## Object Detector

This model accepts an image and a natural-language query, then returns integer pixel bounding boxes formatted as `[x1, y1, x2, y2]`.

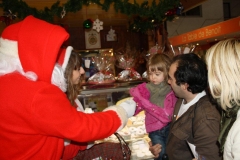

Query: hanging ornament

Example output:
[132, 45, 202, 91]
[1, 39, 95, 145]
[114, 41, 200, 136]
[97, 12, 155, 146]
[165, 7, 177, 17]
[0, 10, 17, 26]
[83, 19, 93, 29]
[61, 7, 66, 18]
[106, 27, 116, 41]
[93, 18, 103, 32]
[5, 10, 17, 20]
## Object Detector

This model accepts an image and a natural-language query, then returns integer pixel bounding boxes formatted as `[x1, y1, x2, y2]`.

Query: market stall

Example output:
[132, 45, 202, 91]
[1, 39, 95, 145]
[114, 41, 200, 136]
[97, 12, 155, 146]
[169, 16, 240, 55]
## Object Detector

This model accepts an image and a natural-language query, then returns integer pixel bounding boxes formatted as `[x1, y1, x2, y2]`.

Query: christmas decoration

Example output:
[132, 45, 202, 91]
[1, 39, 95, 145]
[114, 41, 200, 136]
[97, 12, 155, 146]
[93, 18, 103, 32]
[115, 43, 141, 81]
[83, 19, 93, 29]
[87, 56, 116, 84]
[0, 0, 181, 33]
[106, 27, 116, 41]
[0, 10, 17, 26]
[85, 29, 101, 49]
[61, 7, 66, 18]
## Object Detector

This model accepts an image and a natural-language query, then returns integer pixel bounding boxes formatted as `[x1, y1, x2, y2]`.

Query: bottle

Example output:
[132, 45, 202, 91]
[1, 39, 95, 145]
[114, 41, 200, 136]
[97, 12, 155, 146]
[162, 153, 169, 160]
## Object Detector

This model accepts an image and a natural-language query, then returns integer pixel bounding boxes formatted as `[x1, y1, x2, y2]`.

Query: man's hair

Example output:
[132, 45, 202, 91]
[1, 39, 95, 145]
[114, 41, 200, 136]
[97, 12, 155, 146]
[172, 53, 208, 94]
[206, 39, 240, 110]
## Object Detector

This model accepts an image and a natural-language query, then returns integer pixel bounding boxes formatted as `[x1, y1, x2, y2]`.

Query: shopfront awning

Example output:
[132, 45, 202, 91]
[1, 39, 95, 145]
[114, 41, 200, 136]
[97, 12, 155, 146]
[169, 16, 240, 47]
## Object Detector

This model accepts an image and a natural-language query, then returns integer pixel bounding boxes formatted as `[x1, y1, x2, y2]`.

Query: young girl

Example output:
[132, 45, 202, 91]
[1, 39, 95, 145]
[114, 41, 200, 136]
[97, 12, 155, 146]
[130, 53, 177, 160]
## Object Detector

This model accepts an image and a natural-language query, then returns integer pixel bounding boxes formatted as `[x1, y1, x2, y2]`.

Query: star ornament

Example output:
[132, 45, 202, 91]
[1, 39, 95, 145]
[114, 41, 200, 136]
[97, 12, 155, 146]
[93, 18, 103, 32]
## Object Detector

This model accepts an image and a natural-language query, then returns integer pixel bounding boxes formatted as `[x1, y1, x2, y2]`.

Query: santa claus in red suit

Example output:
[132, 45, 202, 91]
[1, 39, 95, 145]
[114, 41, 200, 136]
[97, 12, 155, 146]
[0, 15, 135, 160]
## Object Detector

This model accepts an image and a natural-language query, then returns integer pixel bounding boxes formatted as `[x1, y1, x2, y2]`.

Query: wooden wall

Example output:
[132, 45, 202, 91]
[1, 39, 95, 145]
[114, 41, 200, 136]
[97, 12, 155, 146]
[68, 25, 149, 51]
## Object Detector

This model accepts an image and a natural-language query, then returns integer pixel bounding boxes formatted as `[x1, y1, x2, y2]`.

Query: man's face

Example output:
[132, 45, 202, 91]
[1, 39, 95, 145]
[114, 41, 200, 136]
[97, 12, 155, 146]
[168, 62, 183, 98]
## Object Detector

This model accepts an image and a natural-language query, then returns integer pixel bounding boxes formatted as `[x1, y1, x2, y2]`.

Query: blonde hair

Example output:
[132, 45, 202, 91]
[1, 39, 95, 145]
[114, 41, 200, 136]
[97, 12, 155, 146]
[147, 53, 171, 81]
[206, 39, 240, 110]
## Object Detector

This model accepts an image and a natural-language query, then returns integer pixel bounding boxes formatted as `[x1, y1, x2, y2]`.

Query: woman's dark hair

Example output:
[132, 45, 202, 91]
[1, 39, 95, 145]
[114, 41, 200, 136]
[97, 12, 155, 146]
[64, 52, 82, 106]
[172, 53, 208, 94]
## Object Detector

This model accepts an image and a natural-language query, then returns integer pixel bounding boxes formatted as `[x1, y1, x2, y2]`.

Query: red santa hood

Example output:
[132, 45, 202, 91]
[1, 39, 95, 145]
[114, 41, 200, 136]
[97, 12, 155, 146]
[0, 15, 69, 83]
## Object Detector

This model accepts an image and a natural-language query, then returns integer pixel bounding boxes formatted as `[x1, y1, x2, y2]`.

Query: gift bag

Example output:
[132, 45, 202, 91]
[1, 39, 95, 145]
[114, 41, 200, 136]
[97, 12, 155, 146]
[115, 47, 141, 82]
[87, 56, 116, 84]
[74, 133, 131, 160]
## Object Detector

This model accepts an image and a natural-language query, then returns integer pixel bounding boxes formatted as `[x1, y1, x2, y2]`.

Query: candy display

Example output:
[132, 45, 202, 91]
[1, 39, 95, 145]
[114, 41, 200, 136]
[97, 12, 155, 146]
[96, 111, 154, 159]
[115, 47, 141, 81]
[130, 139, 154, 160]
[87, 56, 115, 84]
[97, 111, 147, 142]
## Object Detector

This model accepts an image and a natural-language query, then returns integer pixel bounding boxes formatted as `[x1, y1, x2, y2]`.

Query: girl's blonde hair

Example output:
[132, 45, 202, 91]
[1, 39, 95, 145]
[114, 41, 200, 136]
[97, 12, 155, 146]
[64, 52, 82, 106]
[206, 39, 240, 110]
[147, 53, 171, 81]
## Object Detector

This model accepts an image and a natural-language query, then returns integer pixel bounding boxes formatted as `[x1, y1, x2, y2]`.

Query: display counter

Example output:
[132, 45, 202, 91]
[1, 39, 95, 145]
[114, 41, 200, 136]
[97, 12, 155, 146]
[78, 81, 155, 159]
[78, 80, 146, 111]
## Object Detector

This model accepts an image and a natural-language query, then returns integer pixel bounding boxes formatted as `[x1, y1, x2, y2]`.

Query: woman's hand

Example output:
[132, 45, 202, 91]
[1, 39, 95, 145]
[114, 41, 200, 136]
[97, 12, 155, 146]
[149, 141, 162, 158]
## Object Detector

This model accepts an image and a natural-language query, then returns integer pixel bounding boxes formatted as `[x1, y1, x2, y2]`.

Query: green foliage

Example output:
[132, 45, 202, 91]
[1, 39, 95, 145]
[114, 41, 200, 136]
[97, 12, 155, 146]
[0, 0, 180, 33]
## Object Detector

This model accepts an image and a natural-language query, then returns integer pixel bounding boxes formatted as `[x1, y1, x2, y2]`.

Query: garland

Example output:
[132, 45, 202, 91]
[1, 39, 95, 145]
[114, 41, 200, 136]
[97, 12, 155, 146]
[0, 0, 182, 33]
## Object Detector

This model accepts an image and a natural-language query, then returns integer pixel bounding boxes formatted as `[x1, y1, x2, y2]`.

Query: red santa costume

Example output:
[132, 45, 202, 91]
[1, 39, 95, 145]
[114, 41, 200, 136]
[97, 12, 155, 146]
[0, 16, 135, 160]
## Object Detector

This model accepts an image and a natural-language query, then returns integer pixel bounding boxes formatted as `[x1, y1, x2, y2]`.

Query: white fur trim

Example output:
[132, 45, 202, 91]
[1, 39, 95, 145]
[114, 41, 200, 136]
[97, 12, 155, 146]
[51, 64, 67, 92]
[0, 52, 21, 76]
[24, 71, 37, 81]
[0, 52, 38, 80]
[0, 38, 18, 58]
[62, 46, 73, 71]
[0, 38, 39, 81]
[103, 105, 128, 132]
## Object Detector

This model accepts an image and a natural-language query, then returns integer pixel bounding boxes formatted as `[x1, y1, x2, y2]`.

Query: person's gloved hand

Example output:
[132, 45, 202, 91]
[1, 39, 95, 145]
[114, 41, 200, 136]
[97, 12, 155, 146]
[117, 97, 136, 118]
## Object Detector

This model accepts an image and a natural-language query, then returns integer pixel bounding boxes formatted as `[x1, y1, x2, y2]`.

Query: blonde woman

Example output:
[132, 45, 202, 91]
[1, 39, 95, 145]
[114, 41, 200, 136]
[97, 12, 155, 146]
[206, 38, 240, 160]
